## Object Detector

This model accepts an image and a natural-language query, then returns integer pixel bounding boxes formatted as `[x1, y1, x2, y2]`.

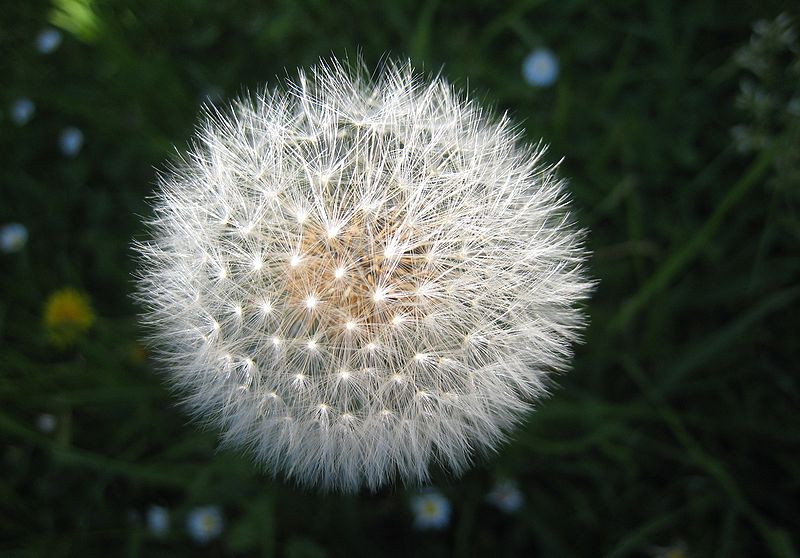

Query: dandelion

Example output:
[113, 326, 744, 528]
[146, 505, 170, 537]
[10, 98, 35, 126]
[186, 506, 223, 543]
[522, 48, 560, 87]
[0, 223, 28, 253]
[35, 28, 63, 54]
[43, 288, 95, 346]
[134, 56, 592, 492]
[58, 127, 84, 157]
[411, 490, 451, 530]
[35, 413, 57, 433]
[486, 479, 524, 513]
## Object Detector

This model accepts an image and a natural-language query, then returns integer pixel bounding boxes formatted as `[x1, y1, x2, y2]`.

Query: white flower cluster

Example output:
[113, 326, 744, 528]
[134, 58, 592, 491]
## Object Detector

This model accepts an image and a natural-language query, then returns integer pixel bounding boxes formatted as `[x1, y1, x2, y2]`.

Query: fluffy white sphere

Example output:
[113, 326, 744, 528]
[134, 58, 592, 491]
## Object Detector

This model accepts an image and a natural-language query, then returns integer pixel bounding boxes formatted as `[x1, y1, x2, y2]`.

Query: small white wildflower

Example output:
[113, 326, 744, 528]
[0, 223, 28, 254]
[186, 506, 223, 543]
[59, 127, 84, 157]
[134, 56, 592, 492]
[411, 491, 451, 530]
[35, 28, 63, 54]
[10, 98, 35, 126]
[522, 48, 560, 87]
[35, 413, 57, 433]
[486, 479, 524, 513]
[146, 505, 170, 537]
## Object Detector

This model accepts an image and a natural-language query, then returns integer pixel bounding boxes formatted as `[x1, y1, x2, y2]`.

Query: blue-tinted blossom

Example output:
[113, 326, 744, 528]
[10, 98, 35, 126]
[36, 28, 63, 54]
[59, 127, 84, 157]
[0, 223, 28, 253]
[146, 505, 170, 537]
[486, 479, 524, 513]
[186, 506, 223, 543]
[522, 48, 559, 87]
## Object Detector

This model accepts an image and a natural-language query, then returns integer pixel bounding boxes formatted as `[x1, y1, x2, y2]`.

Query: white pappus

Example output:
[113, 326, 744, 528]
[133, 57, 593, 492]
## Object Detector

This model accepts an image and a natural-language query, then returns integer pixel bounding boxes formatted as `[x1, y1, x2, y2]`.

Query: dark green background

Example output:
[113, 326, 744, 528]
[2, 0, 798, 556]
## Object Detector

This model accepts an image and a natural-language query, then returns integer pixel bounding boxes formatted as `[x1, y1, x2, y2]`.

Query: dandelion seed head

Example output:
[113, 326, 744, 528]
[133, 56, 592, 492]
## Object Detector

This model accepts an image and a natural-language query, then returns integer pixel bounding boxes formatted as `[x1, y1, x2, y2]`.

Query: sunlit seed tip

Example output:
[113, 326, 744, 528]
[414, 353, 428, 362]
[391, 315, 404, 326]
[271, 336, 281, 346]
[338, 369, 351, 379]
[307, 339, 318, 350]
[344, 320, 356, 331]
[373, 289, 387, 302]
[289, 254, 301, 267]
[366, 342, 377, 351]
[260, 300, 272, 314]
[252, 257, 263, 271]
[334, 267, 346, 279]
[305, 295, 318, 309]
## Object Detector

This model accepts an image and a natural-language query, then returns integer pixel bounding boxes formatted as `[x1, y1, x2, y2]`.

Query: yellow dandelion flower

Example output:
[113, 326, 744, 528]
[126, 342, 148, 365]
[43, 288, 95, 346]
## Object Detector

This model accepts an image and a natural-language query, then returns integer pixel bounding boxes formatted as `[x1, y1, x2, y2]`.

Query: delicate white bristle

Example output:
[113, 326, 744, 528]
[133, 56, 592, 492]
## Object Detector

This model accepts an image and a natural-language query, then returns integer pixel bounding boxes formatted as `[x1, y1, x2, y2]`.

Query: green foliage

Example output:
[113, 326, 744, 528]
[1, 0, 798, 556]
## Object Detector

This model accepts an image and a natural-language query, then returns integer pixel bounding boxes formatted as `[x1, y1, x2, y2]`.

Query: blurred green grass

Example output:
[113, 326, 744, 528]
[1, 0, 799, 556]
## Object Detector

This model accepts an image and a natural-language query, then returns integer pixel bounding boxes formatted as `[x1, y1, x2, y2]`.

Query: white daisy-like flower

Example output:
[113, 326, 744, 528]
[35, 413, 57, 433]
[486, 479, 524, 513]
[0, 223, 29, 254]
[59, 127, 84, 157]
[146, 505, 170, 537]
[35, 28, 63, 54]
[186, 505, 223, 543]
[134, 57, 592, 492]
[411, 490, 451, 530]
[522, 48, 560, 87]
[10, 98, 35, 126]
